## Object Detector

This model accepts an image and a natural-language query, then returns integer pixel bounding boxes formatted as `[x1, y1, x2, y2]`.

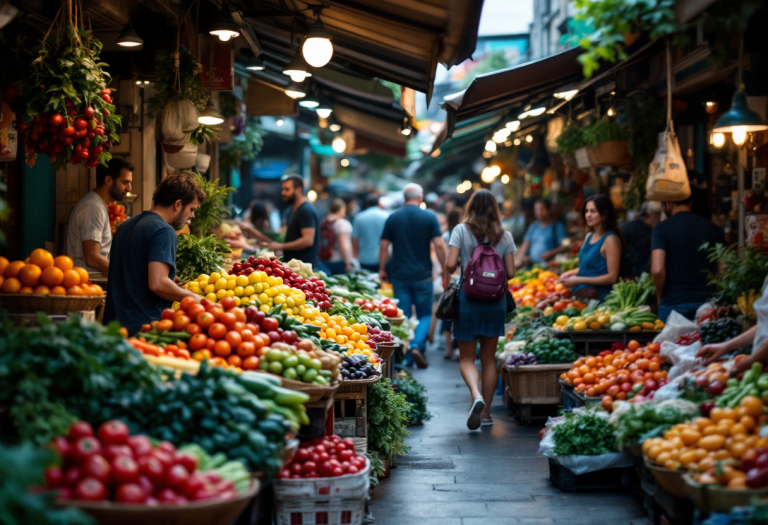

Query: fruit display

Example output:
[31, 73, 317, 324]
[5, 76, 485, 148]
[258, 345, 336, 386]
[351, 297, 401, 319]
[276, 435, 367, 479]
[44, 420, 246, 504]
[128, 337, 192, 361]
[551, 306, 664, 332]
[107, 202, 128, 234]
[715, 363, 768, 408]
[559, 341, 668, 410]
[340, 356, 378, 381]
[308, 312, 377, 359]
[328, 301, 388, 329]
[523, 338, 578, 364]
[508, 269, 567, 308]
[700, 317, 743, 345]
[611, 398, 700, 448]
[0, 250, 103, 296]
[508, 311, 560, 341]
[366, 325, 396, 346]
[324, 272, 380, 298]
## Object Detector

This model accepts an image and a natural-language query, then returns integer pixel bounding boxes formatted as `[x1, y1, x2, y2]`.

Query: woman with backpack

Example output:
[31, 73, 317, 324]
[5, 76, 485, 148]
[319, 199, 353, 275]
[445, 190, 516, 430]
[559, 195, 623, 300]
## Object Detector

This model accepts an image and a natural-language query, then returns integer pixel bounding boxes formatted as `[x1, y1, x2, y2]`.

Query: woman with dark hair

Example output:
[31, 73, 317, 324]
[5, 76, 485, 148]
[249, 202, 272, 233]
[440, 209, 463, 360]
[560, 195, 623, 300]
[445, 190, 516, 430]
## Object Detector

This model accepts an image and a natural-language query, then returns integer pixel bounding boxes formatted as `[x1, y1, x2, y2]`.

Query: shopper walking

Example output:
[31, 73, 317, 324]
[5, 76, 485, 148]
[352, 195, 389, 273]
[380, 184, 447, 368]
[560, 195, 623, 301]
[620, 201, 662, 279]
[651, 195, 724, 322]
[441, 209, 462, 360]
[319, 198, 354, 275]
[104, 172, 203, 335]
[514, 199, 567, 267]
[445, 190, 516, 429]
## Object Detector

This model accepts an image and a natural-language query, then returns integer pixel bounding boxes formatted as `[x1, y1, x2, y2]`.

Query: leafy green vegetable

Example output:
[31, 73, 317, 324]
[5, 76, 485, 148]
[552, 409, 617, 456]
[392, 373, 432, 425]
[189, 172, 236, 237]
[390, 324, 409, 342]
[0, 443, 93, 525]
[611, 399, 698, 448]
[602, 273, 655, 312]
[175, 234, 231, 282]
[524, 338, 578, 364]
[512, 313, 560, 342]
[328, 301, 386, 328]
[367, 378, 411, 460]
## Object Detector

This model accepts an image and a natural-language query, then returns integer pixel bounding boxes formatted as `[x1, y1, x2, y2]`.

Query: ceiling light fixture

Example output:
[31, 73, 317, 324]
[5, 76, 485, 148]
[316, 103, 333, 119]
[485, 140, 497, 153]
[329, 123, 341, 132]
[117, 22, 143, 48]
[711, 132, 725, 149]
[302, 8, 333, 68]
[340, 158, 349, 167]
[518, 107, 546, 119]
[299, 92, 320, 108]
[332, 136, 346, 153]
[525, 135, 533, 143]
[209, 1, 240, 42]
[276, 119, 284, 126]
[283, 48, 313, 83]
[506, 120, 520, 132]
[246, 55, 265, 71]
[501, 174, 510, 184]
[285, 81, 307, 99]
[554, 89, 579, 101]
[513, 138, 521, 146]
[198, 98, 224, 125]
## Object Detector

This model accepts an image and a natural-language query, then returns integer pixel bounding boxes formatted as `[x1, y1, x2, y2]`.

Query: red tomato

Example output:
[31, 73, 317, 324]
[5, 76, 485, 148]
[127, 435, 153, 458]
[103, 444, 133, 462]
[220, 297, 236, 311]
[208, 323, 227, 340]
[164, 465, 190, 491]
[74, 478, 107, 501]
[140, 324, 152, 332]
[161, 308, 176, 320]
[225, 331, 242, 348]
[63, 466, 82, 487]
[50, 436, 71, 461]
[157, 441, 176, 455]
[219, 312, 237, 330]
[157, 488, 179, 504]
[232, 308, 246, 323]
[155, 319, 173, 332]
[111, 456, 139, 485]
[197, 312, 215, 329]
[227, 354, 242, 368]
[241, 329, 254, 342]
[213, 340, 232, 357]
[186, 323, 202, 335]
[187, 304, 206, 320]
[189, 334, 208, 351]
[245, 322, 260, 334]
[68, 421, 94, 441]
[115, 483, 146, 503]
[241, 356, 259, 370]
[150, 450, 174, 470]
[206, 338, 217, 351]
[232, 321, 246, 333]
[262, 317, 279, 332]
[180, 296, 197, 312]
[82, 455, 111, 484]
[182, 473, 207, 499]
[45, 466, 64, 488]
[237, 341, 256, 358]
[176, 453, 198, 474]
[97, 420, 129, 445]
[72, 437, 103, 463]
[174, 315, 191, 331]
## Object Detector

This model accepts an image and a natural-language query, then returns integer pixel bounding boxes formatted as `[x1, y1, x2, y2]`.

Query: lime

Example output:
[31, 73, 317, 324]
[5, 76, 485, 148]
[283, 367, 298, 380]
[302, 368, 318, 382]
[309, 358, 322, 370]
[284, 355, 299, 368]
[267, 349, 284, 362]
[268, 361, 284, 374]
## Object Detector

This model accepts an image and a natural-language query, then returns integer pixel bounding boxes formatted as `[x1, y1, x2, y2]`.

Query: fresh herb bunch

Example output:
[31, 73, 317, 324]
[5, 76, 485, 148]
[189, 172, 236, 237]
[219, 118, 264, 171]
[512, 313, 560, 341]
[0, 443, 93, 525]
[146, 47, 207, 118]
[556, 120, 586, 156]
[703, 243, 768, 309]
[367, 378, 411, 460]
[602, 273, 655, 312]
[582, 117, 629, 146]
[392, 373, 432, 425]
[175, 234, 231, 282]
[552, 409, 617, 456]
[524, 339, 578, 364]
[611, 399, 699, 448]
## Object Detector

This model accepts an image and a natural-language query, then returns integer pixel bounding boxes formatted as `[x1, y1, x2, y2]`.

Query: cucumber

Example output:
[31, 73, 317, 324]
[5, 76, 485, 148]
[272, 386, 310, 406]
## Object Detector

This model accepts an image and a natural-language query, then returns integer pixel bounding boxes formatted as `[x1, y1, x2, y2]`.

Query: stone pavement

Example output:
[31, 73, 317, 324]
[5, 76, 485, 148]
[369, 348, 650, 525]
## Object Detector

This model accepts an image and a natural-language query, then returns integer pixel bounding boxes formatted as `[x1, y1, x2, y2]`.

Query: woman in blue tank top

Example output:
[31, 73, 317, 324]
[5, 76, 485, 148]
[560, 195, 623, 300]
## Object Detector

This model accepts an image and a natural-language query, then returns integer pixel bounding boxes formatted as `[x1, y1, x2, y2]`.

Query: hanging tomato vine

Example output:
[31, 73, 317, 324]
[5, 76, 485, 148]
[17, 0, 121, 169]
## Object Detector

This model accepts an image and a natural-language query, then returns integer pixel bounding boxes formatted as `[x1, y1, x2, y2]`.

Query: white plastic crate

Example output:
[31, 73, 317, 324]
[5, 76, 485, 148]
[274, 459, 370, 499]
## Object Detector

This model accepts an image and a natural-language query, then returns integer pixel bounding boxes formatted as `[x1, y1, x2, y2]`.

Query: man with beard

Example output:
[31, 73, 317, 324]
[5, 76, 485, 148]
[66, 157, 134, 273]
[266, 174, 322, 270]
[104, 172, 204, 335]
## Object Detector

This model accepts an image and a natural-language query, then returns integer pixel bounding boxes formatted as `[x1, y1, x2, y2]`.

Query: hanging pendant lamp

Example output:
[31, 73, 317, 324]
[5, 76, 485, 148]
[302, 13, 333, 68]
[210, 1, 240, 42]
[117, 22, 143, 48]
[198, 98, 224, 125]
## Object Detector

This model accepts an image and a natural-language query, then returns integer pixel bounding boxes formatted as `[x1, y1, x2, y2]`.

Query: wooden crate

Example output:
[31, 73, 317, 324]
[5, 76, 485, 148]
[504, 363, 571, 405]
[334, 390, 367, 438]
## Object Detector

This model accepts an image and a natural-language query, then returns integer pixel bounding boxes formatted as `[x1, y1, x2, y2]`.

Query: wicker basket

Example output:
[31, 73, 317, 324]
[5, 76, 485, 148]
[61, 479, 260, 525]
[337, 374, 380, 394]
[683, 473, 768, 513]
[279, 375, 340, 402]
[0, 294, 105, 315]
[505, 363, 571, 404]
[644, 458, 688, 498]
[586, 141, 631, 167]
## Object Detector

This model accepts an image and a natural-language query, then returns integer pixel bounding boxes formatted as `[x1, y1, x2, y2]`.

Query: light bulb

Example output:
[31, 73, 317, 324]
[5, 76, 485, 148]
[506, 120, 520, 131]
[513, 138, 521, 146]
[732, 126, 748, 146]
[554, 89, 579, 101]
[607, 107, 616, 117]
[340, 158, 349, 167]
[276, 119, 284, 126]
[711, 132, 725, 149]
[303, 38, 333, 68]
[481, 167, 495, 183]
[501, 174, 510, 184]
[316, 106, 332, 119]
[485, 140, 496, 152]
[456, 183, 466, 194]
[329, 124, 341, 132]
[332, 136, 346, 153]
[525, 135, 533, 143]
[307, 190, 317, 202]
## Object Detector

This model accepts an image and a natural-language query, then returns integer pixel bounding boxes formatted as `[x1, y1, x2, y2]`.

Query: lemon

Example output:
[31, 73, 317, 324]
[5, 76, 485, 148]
[209, 272, 221, 284]
[189, 286, 201, 294]
[232, 286, 242, 297]
[266, 288, 276, 298]
[236, 275, 249, 287]
[248, 272, 261, 284]
[253, 283, 263, 293]
[556, 315, 569, 326]
[216, 289, 228, 300]
[243, 285, 255, 296]
[206, 292, 217, 302]
[259, 293, 269, 304]
[197, 281, 208, 290]
[274, 295, 286, 305]
[197, 274, 209, 282]
[226, 290, 234, 297]
[286, 297, 296, 308]
[233, 297, 241, 306]
[249, 294, 258, 304]
[259, 304, 270, 313]
[226, 278, 237, 290]
[214, 279, 227, 291]
[204, 284, 215, 294]
[574, 321, 588, 331]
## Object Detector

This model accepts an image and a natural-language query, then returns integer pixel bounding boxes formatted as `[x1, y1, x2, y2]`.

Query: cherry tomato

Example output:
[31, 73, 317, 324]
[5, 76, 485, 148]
[220, 297, 236, 311]
[45, 466, 64, 488]
[161, 308, 175, 320]
[63, 466, 82, 487]
[82, 455, 111, 484]
[73, 437, 103, 463]
[208, 323, 227, 340]
[197, 312, 215, 329]
[174, 315, 191, 331]
[115, 483, 146, 503]
[68, 421, 94, 441]
[111, 456, 139, 485]
[103, 444, 133, 462]
[127, 435, 153, 458]
[74, 478, 107, 501]
[164, 464, 189, 491]
[97, 420, 129, 445]
[189, 333, 208, 351]
[156, 319, 174, 332]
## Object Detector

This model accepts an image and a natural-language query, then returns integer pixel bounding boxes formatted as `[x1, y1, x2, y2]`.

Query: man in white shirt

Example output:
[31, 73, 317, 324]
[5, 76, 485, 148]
[66, 158, 133, 273]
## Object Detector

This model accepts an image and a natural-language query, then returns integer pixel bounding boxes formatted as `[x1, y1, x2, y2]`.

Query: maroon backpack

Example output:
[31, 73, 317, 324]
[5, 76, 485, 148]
[318, 219, 337, 261]
[463, 228, 507, 302]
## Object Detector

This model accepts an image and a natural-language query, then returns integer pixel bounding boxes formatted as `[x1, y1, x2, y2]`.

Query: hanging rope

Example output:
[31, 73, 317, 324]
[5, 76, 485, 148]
[666, 38, 673, 134]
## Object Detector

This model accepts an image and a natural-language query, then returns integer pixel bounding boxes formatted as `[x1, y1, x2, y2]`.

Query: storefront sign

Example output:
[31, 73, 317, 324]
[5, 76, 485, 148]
[200, 39, 234, 91]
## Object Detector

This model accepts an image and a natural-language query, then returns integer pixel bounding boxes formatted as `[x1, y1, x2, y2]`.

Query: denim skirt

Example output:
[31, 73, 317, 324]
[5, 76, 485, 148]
[452, 287, 506, 342]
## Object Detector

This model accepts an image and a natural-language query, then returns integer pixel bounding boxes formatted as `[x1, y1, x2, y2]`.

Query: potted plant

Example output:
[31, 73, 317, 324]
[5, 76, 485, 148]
[582, 117, 630, 167]
[219, 118, 264, 172]
[367, 378, 411, 477]
[703, 243, 768, 319]
[555, 120, 590, 169]
[189, 172, 235, 238]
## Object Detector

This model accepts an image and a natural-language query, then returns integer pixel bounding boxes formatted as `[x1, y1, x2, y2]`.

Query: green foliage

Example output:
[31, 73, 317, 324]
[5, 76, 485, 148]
[703, 243, 768, 306]
[175, 234, 231, 282]
[219, 118, 264, 172]
[0, 443, 94, 525]
[366, 451, 386, 489]
[189, 172, 236, 237]
[555, 120, 586, 156]
[552, 409, 617, 456]
[582, 117, 628, 146]
[367, 378, 411, 459]
[146, 47, 207, 118]
[190, 124, 218, 146]
[624, 95, 665, 210]
[392, 373, 432, 425]
[567, 0, 685, 78]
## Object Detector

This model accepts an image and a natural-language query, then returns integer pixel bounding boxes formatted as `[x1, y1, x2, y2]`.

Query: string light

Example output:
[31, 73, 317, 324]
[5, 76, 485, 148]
[501, 174, 510, 184]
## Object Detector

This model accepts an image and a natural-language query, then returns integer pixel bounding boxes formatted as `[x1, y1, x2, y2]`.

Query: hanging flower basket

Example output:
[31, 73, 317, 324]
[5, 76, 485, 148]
[586, 141, 631, 167]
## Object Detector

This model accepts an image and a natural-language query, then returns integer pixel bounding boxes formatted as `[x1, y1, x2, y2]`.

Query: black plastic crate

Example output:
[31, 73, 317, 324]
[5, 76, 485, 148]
[560, 386, 601, 412]
[548, 458, 632, 492]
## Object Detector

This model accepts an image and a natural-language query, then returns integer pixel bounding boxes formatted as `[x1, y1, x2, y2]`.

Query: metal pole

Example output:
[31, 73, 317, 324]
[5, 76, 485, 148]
[738, 146, 746, 250]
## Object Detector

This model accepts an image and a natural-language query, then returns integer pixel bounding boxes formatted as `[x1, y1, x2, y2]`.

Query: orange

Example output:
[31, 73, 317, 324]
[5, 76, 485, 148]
[4, 260, 25, 279]
[19, 286, 34, 294]
[0, 256, 8, 275]
[29, 249, 54, 270]
[41, 266, 64, 287]
[34, 285, 51, 294]
[740, 396, 763, 417]
[74, 267, 90, 286]
[61, 269, 80, 288]
[54, 255, 74, 272]
[50, 286, 66, 295]
[85, 284, 104, 296]
[2, 277, 22, 293]
[19, 264, 42, 287]
[67, 285, 83, 296]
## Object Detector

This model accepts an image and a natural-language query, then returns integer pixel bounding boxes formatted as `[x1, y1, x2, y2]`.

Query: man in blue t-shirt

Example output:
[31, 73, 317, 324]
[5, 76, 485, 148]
[104, 173, 204, 335]
[352, 195, 389, 273]
[380, 184, 447, 368]
[515, 199, 568, 266]
[651, 196, 725, 322]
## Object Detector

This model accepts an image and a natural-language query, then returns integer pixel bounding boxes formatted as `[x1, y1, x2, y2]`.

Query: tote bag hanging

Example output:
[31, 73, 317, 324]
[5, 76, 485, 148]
[645, 42, 691, 202]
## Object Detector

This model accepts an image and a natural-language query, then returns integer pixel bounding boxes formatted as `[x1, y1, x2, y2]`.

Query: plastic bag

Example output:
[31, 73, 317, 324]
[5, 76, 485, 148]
[645, 128, 691, 202]
[654, 310, 698, 343]
[661, 340, 701, 380]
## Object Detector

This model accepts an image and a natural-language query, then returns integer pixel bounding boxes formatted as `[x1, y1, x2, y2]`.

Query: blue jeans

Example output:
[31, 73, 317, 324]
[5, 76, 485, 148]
[391, 278, 433, 364]
[658, 302, 702, 323]
[325, 260, 346, 275]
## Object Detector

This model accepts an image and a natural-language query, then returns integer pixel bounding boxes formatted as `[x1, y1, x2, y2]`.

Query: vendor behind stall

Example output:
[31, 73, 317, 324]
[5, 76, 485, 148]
[103, 173, 203, 335]
[514, 199, 567, 267]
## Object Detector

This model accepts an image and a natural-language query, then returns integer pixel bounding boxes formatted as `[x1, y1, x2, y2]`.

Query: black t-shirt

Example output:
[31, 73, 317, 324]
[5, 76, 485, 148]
[284, 201, 320, 266]
[381, 205, 442, 281]
[620, 218, 653, 279]
[104, 212, 177, 335]
[651, 211, 725, 305]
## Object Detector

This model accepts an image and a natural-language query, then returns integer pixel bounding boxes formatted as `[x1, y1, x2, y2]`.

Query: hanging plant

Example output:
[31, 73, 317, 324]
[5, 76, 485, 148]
[555, 120, 586, 156]
[189, 172, 235, 237]
[146, 47, 207, 118]
[219, 117, 264, 171]
[16, 1, 121, 169]
[624, 94, 665, 210]
[582, 117, 629, 146]
[189, 124, 217, 146]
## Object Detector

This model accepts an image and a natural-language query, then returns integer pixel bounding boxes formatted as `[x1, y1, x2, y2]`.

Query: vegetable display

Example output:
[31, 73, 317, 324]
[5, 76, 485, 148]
[504, 353, 539, 367]
[552, 410, 617, 456]
[341, 356, 378, 381]
[175, 234, 231, 283]
[392, 373, 432, 426]
[510, 313, 560, 341]
[367, 378, 411, 460]
[715, 363, 765, 408]
[610, 399, 699, 448]
[700, 318, 743, 345]
[523, 338, 578, 364]
[277, 435, 367, 479]
[328, 301, 387, 329]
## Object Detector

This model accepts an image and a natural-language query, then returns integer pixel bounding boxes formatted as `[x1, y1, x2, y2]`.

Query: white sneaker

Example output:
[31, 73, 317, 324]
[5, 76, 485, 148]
[481, 417, 494, 426]
[467, 397, 485, 430]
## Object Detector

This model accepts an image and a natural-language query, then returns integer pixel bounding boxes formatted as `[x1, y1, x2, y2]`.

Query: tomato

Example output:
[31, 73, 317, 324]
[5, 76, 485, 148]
[241, 355, 259, 370]
[177, 349, 191, 359]
[98, 420, 129, 445]
[50, 436, 71, 461]
[213, 340, 232, 357]
[138, 453, 165, 483]
[157, 488, 179, 504]
[103, 444, 133, 462]
[237, 341, 256, 358]
[186, 305, 204, 321]
[220, 297, 236, 311]
[197, 312, 215, 329]
[161, 308, 175, 320]
[82, 455, 111, 484]
[182, 473, 207, 499]
[208, 322, 227, 340]
[200, 298, 214, 309]
[164, 464, 190, 491]
[150, 450, 173, 470]
[232, 307, 246, 323]
[156, 319, 174, 332]
[219, 312, 237, 330]
[174, 315, 191, 331]
[246, 322, 260, 334]
[74, 478, 107, 501]
[189, 333, 208, 351]
[45, 466, 64, 488]
[111, 456, 139, 485]
[240, 329, 254, 342]
[185, 323, 202, 336]
[206, 338, 217, 351]
[262, 317, 279, 332]
[127, 435, 153, 458]
[227, 354, 242, 368]
[49, 113, 64, 127]
[383, 304, 398, 317]
[176, 453, 198, 474]
[232, 321, 246, 333]
[115, 483, 146, 503]
[141, 323, 152, 332]
[180, 296, 197, 312]
[136, 475, 155, 499]
[68, 421, 94, 441]
[73, 437, 103, 463]
[225, 331, 242, 348]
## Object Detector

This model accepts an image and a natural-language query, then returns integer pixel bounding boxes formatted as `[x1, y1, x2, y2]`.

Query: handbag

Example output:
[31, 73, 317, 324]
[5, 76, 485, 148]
[505, 289, 517, 314]
[436, 282, 460, 321]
